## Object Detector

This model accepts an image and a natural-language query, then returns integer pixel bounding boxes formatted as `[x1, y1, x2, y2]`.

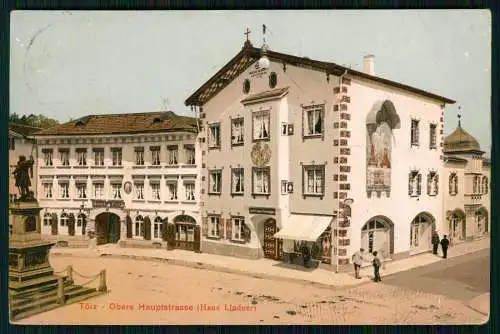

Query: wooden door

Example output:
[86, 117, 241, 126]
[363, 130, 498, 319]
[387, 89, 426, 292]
[263, 219, 282, 260]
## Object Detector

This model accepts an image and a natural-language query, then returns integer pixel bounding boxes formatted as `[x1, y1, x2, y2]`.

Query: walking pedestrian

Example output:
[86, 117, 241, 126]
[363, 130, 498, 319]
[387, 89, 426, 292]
[432, 231, 440, 255]
[440, 235, 450, 259]
[351, 248, 365, 279]
[372, 251, 382, 282]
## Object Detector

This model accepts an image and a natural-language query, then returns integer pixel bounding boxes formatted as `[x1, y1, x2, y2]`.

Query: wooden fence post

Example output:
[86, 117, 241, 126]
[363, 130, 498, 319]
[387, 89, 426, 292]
[98, 269, 107, 292]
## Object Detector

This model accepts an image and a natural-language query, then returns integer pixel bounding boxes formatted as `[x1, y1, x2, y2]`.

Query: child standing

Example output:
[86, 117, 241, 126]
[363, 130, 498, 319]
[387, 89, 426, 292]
[372, 251, 382, 282]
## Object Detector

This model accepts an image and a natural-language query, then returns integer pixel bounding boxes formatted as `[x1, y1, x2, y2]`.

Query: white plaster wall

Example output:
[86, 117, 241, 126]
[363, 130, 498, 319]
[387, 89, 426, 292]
[347, 77, 445, 256]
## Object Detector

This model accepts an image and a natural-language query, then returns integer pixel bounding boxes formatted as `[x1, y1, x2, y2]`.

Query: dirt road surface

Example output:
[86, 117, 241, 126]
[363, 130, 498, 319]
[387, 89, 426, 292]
[15, 256, 488, 325]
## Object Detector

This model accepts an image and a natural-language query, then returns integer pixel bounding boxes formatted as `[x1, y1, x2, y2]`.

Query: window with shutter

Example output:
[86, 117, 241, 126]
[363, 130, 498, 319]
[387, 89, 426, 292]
[427, 173, 432, 195]
[417, 174, 422, 195]
[201, 217, 208, 237]
[408, 172, 413, 196]
[126, 215, 133, 238]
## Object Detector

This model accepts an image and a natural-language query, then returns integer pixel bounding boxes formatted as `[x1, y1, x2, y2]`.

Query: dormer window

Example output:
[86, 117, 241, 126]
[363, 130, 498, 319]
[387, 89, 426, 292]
[75, 116, 90, 126]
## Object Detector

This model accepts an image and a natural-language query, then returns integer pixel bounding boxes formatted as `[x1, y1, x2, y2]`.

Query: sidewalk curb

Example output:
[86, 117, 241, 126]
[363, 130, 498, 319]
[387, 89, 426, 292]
[51, 252, 369, 290]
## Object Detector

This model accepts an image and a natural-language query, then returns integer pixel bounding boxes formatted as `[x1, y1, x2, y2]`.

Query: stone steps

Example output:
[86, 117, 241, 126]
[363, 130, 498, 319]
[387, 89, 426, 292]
[10, 285, 102, 321]
[9, 273, 61, 293]
[11, 281, 75, 308]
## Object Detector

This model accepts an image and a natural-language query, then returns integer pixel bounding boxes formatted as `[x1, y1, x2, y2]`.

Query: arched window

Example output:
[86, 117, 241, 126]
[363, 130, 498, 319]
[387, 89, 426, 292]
[153, 216, 163, 239]
[482, 176, 489, 194]
[134, 215, 144, 237]
[60, 213, 69, 227]
[427, 172, 439, 196]
[43, 213, 52, 226]
[77, 214, 86, 227]
[449, 173, 458, 196]
[473, 176, 481, 194]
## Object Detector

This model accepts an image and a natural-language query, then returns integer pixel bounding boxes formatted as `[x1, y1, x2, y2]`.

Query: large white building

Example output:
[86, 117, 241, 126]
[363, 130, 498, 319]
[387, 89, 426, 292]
[442, 116, 490, 244]
[34, 111, 202, 251]
[184, 39, 456, 269]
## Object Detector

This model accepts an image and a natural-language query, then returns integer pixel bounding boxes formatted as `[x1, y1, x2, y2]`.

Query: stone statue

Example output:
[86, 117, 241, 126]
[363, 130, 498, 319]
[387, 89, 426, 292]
[12, 155, 35, 201]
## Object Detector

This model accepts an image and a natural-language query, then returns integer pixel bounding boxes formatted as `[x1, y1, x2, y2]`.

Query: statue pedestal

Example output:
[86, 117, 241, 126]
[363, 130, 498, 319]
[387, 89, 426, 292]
[9, 201, 56, 294]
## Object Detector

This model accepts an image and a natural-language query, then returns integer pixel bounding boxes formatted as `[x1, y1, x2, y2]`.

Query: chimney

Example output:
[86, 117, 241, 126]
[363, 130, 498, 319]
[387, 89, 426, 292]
[363, 55, 375, 75]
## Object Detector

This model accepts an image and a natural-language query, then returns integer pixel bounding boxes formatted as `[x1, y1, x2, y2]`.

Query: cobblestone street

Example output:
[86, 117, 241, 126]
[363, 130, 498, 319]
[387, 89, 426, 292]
[15, 253, 488, 325]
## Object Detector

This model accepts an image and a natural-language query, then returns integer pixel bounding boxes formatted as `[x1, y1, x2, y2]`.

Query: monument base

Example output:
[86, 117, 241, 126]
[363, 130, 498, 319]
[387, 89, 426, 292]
[9, 200, 106, 321]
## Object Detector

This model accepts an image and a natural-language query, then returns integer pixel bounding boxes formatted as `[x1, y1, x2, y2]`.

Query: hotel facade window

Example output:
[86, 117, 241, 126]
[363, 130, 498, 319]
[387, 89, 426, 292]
[77, 214, 85, 227]
[231, 118, 244, 145]
[93, 183, 104, 199]
[482, 176, 489, 194]
[151, 183, 161, 200]
[473, 175, 481, 194]
[43, 149, 53, 166]
[231, 168, 244, 194]
[153, 217, 163, 239]
[303, 165, 325, 196]
[43, 213, 52, 226]
[167, 182, 178, 200]
[59, 182, 69, 198]
[134, 215, 144, 238]
[43, 183, 53, 198]
[76, 149, 87, 166]
[208, 123, 221, 148]
[184, 145, 196, 164]
[253, 111, 270, 140]
[93, 148, 104, 166]
[60, 213, 69, 227]
[167, 146, 178, 165]
[185, 183, 195, 201]
[135, 183, 144, 199]
[252, 167, 270, 195]
[209, 169, 222, 194]
[208, 215, 220, 238]
[411, 119, 420, 146]
[426, 172, 439, 196]
[111, 148, 122, 166]
[232, 217, 245, 241]
[76, 183, 87, 199]
[449, 173, 458, 196]
[135, 147, 145, 165]
[429, 124, 437, 149]
[303, 105, 324, 137]
[111, 183, 122, 199]
[59, 149, 70, 166]
[408, 172, 422, 196]
[151, 146, 161, 166]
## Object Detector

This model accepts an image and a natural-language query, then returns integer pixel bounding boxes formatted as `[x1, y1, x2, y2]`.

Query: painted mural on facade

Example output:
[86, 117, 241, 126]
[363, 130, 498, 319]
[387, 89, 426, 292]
[366, 100, 400, 198]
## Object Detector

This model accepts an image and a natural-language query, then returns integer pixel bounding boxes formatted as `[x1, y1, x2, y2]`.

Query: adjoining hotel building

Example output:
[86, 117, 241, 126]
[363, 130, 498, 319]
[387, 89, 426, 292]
[442, 116, 490, 244]
[184, 38, 459, 269]
[34, 111, 202, 251]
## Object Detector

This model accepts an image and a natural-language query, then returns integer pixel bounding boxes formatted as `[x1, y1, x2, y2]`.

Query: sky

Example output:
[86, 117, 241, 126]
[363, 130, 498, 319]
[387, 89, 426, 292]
[10, 10, 491, 154]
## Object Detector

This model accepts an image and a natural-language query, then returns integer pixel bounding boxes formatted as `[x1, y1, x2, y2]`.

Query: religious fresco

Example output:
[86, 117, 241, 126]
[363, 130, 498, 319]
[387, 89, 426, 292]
[366, 100, 400, 198]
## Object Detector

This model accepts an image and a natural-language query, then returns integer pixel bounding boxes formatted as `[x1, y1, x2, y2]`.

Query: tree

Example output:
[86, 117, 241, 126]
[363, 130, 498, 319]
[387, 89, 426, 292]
[9, 113, 60, 129]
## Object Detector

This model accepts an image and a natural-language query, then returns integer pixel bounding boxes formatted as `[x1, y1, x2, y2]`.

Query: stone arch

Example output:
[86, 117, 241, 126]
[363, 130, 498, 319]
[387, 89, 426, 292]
[476, 206, 489, 234]
[366, 100, 401, 198]
[361, 215, 394, 257]
[410, 212, 435, 252]
[95, 212, 121, 245]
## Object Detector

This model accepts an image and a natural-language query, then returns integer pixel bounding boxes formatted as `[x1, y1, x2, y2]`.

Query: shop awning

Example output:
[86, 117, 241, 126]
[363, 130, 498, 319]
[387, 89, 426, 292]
[274, 215, 333, 242]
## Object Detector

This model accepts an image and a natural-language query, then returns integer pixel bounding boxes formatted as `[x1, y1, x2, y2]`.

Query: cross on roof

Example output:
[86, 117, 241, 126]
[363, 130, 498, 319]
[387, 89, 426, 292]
[458, 106, 462, 127]
[244, 28, 251, 41]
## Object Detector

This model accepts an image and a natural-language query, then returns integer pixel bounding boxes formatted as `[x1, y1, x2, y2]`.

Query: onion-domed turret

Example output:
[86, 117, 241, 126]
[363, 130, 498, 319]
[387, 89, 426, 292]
[444, 113, 481, 153]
